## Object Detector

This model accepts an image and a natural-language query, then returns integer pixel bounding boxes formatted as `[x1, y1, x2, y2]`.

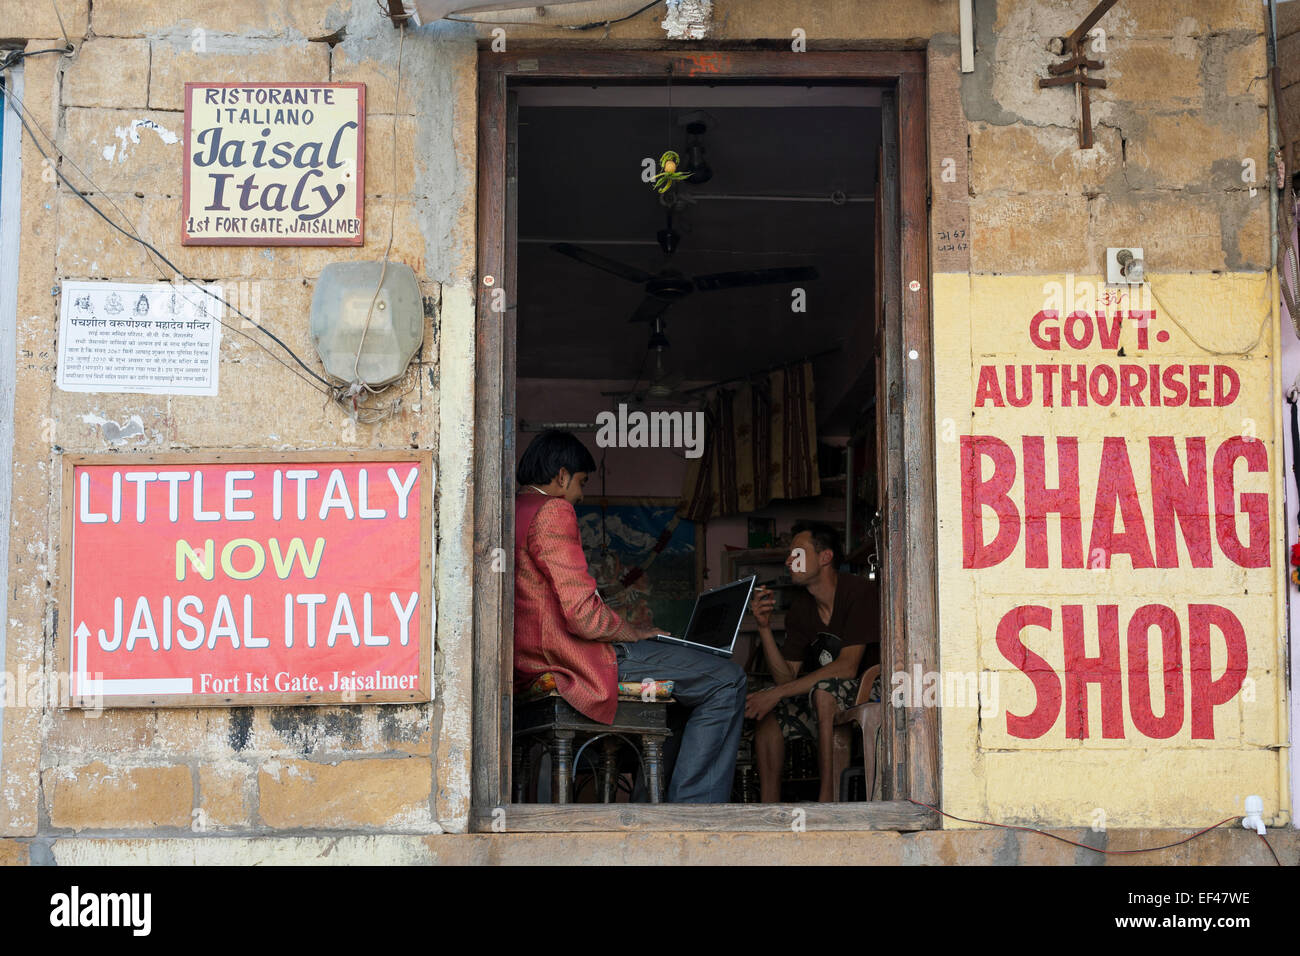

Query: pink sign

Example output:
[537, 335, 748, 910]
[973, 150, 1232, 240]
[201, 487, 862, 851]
[62, 454, 433, 707]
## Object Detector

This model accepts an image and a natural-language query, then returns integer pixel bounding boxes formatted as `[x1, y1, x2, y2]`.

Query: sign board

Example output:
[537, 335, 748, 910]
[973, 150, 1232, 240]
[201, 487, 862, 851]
[61, 453, 433, 707]
[933, 272, 1285, 824]
[57, 281, 223, 395]
[182, 82, 365, 246]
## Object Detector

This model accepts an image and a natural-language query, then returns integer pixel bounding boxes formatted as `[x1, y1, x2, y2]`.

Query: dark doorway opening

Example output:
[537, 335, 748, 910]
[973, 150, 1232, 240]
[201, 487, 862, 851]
[475, 50, 937, 832]
[516, 83, 881, 805]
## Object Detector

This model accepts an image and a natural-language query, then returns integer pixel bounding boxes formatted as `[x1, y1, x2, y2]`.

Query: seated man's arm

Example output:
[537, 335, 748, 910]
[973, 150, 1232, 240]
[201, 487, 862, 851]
[768, 643, 864, 702]
[774, 582, 877, 699]
[747, 582, 876, 720]
[528, 499, 639, 643]
[746, 644, 862, 720]
[751, 588, 799, 685]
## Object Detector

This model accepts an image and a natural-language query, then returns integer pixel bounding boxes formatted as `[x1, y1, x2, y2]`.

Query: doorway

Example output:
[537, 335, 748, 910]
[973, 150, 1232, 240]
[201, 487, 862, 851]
[474, 50, 937, 831]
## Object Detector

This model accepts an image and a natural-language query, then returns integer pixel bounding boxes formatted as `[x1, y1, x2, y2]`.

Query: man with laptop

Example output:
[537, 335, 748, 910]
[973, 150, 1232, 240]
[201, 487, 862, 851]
[613, 575, 755, 803]
[746, 521, 879, 802]
[514, 430, 751, 804]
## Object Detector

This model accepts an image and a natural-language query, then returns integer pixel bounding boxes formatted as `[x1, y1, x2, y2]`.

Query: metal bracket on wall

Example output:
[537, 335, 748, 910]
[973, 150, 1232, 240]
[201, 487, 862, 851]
[1037, 0, 1119, 149]
[384, 0, 420, 27]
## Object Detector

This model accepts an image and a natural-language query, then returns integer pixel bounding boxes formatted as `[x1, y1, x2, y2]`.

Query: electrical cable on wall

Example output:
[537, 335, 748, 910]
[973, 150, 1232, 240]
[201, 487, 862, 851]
[343, 21, 416, 424]
[1, 51, 331, 393]
[1, 49, 420, 423]
[908, 801, 1283, 865]
[46, 0, 72, 48]
[3, 51, 172, 283]
[3, 86, 335, 398]
[1146, 273, 1274, 358]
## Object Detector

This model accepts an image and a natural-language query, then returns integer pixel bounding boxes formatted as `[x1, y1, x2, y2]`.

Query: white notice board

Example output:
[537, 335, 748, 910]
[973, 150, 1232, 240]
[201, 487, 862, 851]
[57, 281, 223, 396]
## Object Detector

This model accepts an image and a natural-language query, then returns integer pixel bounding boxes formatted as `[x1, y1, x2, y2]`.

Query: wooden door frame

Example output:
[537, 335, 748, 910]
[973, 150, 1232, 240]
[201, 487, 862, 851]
[474, 49, 938, 832]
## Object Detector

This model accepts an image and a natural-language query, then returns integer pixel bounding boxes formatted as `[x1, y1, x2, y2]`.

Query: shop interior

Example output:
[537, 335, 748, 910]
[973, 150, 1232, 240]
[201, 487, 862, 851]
[512, 81, 888, 803]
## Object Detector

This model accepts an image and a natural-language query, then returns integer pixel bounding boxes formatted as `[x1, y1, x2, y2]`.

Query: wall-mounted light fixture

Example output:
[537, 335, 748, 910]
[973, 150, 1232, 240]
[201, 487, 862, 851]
[310, 261, 423, 388]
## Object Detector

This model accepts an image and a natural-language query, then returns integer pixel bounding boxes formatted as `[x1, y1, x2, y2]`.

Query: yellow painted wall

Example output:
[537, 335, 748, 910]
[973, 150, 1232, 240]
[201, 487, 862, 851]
[933, 272, 1290, 828]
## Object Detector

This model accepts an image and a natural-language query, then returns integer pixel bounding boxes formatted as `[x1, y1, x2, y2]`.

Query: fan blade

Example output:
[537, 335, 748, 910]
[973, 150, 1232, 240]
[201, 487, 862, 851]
[630, 295, 675, 323]
[550, 243, 655, 284]
[692, 266, 820, 292]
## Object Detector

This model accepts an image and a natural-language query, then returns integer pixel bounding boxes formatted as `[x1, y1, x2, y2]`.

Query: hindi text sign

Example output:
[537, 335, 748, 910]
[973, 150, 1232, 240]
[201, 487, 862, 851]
[58, 281, 223, 396]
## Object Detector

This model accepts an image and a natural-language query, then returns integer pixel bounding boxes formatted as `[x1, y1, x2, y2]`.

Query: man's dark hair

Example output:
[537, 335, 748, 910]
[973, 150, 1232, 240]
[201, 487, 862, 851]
[791, 520, 843, 569]
[516, 430, 597, 486]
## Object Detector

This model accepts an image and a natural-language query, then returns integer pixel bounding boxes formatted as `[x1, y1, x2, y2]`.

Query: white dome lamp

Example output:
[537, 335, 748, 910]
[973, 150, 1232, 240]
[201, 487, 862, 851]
[310, 261, 424, 389]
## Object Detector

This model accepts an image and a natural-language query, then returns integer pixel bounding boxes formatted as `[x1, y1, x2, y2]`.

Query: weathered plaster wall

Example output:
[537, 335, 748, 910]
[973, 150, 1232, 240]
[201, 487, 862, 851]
[0, 0, 480, 841]
[0, 0, 1292, 861]
[1277, 0, 1300, 163]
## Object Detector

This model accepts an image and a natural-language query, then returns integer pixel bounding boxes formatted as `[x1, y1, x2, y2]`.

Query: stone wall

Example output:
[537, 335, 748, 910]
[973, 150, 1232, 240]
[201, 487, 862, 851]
[1278, 0, 1300, 168]
[0, 0, 480, 842]
[0, 0, 1291, 861]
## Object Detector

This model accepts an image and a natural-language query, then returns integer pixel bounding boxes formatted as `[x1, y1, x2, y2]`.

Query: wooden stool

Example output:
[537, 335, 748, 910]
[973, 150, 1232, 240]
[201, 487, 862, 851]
[512, 675, 674, 803]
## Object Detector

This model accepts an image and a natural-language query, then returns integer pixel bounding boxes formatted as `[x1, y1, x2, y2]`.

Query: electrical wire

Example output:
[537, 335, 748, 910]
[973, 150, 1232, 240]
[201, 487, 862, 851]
[0, 47, 73, 72]
[48, 0, 72, 48]
[1146, 274, 1274, 357]
[1258, 832, 1282, 865]
[350, 21, 405, 397]
[907, 801, 1281, 864]
[563, 0, 664, 31]
[3, 52, 420, 422]
[374, 0, 417, 24]
[3, 91, 337, 398]
[342, 21, 426, 425]
[2, 66, 170, 281]
[1, 74, 335, 395]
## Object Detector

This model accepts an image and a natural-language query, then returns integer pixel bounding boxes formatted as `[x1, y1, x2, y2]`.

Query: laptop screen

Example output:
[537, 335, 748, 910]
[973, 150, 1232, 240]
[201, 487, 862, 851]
[684, 577, 755, 650]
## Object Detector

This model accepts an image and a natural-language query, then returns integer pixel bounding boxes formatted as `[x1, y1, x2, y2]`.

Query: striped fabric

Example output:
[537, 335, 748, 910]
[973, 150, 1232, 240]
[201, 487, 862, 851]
[517, 672, 675, 703]
[682, 360, 822, 521]
[513, 492, 637, 724]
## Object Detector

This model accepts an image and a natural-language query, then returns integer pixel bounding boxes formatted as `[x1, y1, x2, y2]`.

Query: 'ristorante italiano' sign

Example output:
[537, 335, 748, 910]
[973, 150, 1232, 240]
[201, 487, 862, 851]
[182, 82, 365, 246]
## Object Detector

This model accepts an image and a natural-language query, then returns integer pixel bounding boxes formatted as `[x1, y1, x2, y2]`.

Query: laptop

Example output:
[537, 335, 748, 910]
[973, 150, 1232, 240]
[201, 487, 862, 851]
[650, 575, 758, 657]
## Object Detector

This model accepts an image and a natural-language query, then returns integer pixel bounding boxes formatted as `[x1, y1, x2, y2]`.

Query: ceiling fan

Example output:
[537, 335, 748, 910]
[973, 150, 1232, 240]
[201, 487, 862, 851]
[550, 114, 819, 324]
[548, 242, 819, 326]
[560, 220, 819, 404]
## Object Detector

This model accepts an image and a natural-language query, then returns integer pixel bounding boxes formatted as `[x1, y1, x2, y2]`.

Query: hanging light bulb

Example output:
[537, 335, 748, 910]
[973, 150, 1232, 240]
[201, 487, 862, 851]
[682, 121, 713, 185]
[647, 318, 674, 398]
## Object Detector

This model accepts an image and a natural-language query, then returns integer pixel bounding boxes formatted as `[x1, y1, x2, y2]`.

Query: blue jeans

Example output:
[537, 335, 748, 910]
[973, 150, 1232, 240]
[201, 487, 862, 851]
[614, 640, 747, 803]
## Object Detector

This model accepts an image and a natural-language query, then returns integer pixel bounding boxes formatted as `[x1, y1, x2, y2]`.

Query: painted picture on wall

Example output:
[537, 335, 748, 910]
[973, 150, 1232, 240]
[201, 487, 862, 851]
[574, 497, 701, 638]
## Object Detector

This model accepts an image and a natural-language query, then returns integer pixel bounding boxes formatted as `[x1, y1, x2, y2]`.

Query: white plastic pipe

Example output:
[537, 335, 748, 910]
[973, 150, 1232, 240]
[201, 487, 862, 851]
[414, 0, 621, 22]
[1242, 795, 1266, 835]
[960, 0, 975, 73]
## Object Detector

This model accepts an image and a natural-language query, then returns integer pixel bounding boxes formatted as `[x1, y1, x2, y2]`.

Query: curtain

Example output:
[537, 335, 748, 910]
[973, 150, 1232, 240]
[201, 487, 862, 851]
[680, 360, 821, 521]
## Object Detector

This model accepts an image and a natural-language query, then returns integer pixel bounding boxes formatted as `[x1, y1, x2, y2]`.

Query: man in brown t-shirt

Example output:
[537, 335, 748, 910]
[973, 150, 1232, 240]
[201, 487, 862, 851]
[746, 521, 879, 802]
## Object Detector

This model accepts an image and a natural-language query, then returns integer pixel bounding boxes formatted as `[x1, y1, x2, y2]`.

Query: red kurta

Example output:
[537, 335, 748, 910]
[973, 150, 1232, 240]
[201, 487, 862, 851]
[513, 492, 635, 724]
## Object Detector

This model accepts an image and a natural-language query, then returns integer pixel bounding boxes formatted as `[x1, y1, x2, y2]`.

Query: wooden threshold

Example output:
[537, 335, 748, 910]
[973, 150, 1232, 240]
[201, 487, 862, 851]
[476, 801, 935, 833]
